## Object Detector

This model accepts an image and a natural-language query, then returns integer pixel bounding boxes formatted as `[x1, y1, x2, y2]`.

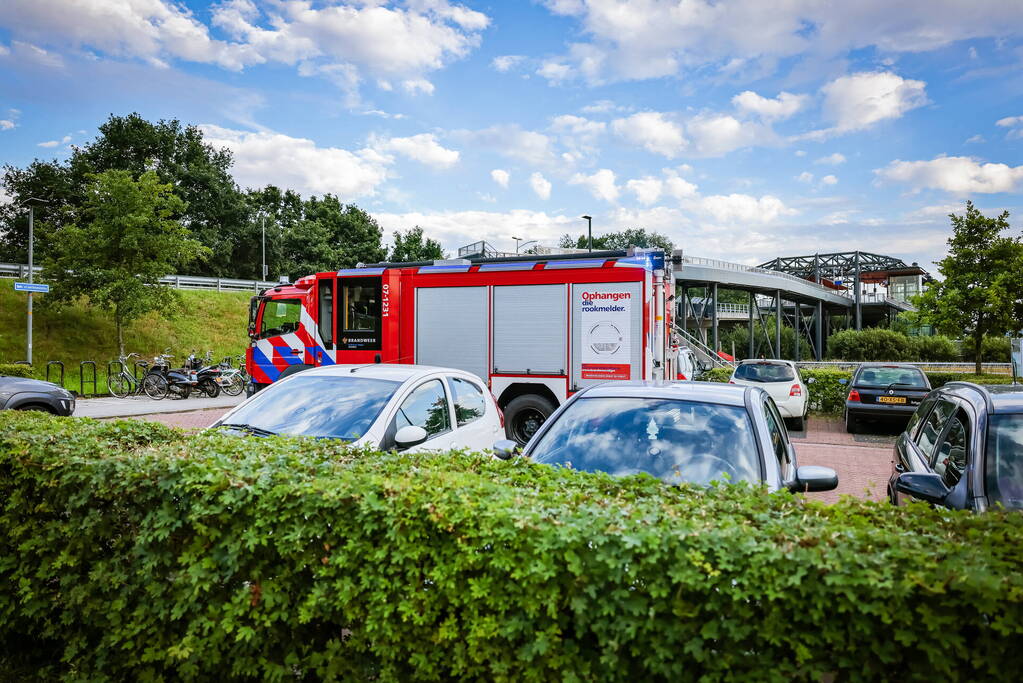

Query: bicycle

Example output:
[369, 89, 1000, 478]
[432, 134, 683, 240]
[107, 353, 169, 399]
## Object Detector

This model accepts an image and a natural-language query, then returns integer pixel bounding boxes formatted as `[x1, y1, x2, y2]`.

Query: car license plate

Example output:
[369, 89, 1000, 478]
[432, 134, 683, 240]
[878, 396, 907, 404]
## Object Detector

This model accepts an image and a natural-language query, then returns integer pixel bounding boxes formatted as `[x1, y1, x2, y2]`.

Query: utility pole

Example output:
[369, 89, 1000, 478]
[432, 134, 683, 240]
[261, 214, 267, 280]
[22, 198, 48, 365]
[581, 215, 592, 252]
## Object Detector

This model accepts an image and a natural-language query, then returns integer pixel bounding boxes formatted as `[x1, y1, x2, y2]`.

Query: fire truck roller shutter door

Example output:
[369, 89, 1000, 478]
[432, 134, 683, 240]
[572, 281, 642, 389]
[492, 284, 567, 375]
[415, 286, 488, 381]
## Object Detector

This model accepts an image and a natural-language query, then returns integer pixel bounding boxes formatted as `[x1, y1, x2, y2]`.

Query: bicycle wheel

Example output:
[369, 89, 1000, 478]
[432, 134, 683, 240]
[222, 374, 245, 397]
[142, 373, 169, 400]
[108, 374, 131, 400]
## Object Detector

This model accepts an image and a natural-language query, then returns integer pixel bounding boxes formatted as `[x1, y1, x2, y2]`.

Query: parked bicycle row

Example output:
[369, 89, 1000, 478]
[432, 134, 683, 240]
[108, 350, 249, 400]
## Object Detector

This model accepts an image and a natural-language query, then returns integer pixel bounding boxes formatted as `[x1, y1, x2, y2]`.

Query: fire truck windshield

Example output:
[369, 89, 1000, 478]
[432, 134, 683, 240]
[259, 298, 302, 339]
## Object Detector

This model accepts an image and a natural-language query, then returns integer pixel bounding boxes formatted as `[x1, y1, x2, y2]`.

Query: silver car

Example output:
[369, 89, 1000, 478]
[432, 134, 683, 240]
[495, 381, 837, 493]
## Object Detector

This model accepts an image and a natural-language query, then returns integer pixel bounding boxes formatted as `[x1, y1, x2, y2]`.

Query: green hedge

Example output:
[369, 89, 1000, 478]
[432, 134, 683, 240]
[3, 412, 1023, 681]
[0, 363, 33, 378]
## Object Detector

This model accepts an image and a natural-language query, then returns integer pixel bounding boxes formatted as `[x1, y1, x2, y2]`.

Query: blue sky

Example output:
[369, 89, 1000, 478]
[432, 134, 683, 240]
[1, 0, 1022, 269]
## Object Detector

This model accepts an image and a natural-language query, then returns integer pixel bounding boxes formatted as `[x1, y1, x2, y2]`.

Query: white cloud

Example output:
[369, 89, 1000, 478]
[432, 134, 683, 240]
[965, 134, 986, 144]
[796, 171, 814, 183]
[37, 140, 59, 148]
[875, 155, 1023, 194]
[815, 153, 847, 165]
[611, 112, 686, 158]
[491, 54, 524, 72]
[490, 169, 510, 188]
[375, 208, 579, 253]
[732, 90, 809, 120]
[996, 115, 1023, 140]
[533, 1, 1023, 84]
[625, 177, 663, 205]
[0, 120, 16, 131]
[685, 113, 774, 157]
[0, 0, 488, 97]
[794, 150, 806, 157]
[570, 168, 619, 203]
[820, 174, 838, 185]
[199, 124, 390, 197]
[550, 114, 606, 137]
[402, 78, 435, 95]
[663, 170, 699, 199]
[581, 99, 625, 114]
[373, 133, 459, 168]
[459, 124, 557, 166]
[529, 172, 552, 200]
[537, 60, 573, 84]
[820, 71, 928, 133]
[697, 194, 797, 224]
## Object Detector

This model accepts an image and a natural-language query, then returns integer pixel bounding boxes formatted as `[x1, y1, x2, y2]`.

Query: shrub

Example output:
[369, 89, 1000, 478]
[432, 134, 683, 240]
[0, 363, 34, 379]
[4, 411, 1023, 681]
[907, 335, 958, 362]
[826, 328, 913, 361]
[960, 336, 1013, 363]
[800, 369, 852, 413]
[697, 366, 732, 382]
[924, 372, 1016, 389]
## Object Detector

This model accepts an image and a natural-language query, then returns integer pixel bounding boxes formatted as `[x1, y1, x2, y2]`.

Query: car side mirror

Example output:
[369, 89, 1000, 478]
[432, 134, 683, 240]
[790, 465, 838, 493]
[806, 377, 816, 384]
[838, 378, 849, 385]
[394, 425, 429, 450]
[492, 439, 521, 460]
[895, 472, 950, 504]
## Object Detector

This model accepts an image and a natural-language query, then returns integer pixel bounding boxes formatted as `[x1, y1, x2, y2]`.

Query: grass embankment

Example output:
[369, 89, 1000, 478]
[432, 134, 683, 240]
[0, 279, 250, 394]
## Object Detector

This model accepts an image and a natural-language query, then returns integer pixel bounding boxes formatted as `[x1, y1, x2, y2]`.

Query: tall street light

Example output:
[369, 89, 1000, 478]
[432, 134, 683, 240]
[20, 197, 48, 365]
[261, 214, 267, 280]
[581, 215, 593, 252]
[512, 236, 536, 254]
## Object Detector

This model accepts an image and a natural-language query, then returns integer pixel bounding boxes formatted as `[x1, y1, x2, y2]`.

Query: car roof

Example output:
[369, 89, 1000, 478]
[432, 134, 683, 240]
[942, 382, 1023, 413]
[298, 363, 474, 383]
[855, 363, 923, 369]
[579, 380, 752, 407]
[735, 358, 794, 366]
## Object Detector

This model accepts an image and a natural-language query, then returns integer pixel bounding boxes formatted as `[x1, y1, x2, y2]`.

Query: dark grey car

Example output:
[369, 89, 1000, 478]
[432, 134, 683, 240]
[0, 375, 76, 416]
[495, 381, 837, 494]
[843, 363, 931, 433]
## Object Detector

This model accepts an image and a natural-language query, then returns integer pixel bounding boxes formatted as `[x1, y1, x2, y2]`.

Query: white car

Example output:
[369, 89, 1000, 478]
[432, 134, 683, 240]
[212, 364, 504, 452]
[675, 345, 700, 380]
[728, 359, 810, 430]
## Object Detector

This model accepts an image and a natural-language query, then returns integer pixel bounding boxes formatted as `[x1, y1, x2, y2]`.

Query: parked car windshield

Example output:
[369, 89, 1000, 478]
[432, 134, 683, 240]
[855, 366, 927, 388]
[530, 397, 760, 486]
[224, 375, 400, 440]
[733, 362, 795, 382]
[985, 413, 1023, 510]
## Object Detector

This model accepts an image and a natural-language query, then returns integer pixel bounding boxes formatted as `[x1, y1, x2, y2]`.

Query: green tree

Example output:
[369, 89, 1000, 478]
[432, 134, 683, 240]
[389, 226, 445, 262]
[558, 228, 673, 251]
[40, 170, 209, 355]
[282, 195, 386, 277]
[915, 201, 1023, 374]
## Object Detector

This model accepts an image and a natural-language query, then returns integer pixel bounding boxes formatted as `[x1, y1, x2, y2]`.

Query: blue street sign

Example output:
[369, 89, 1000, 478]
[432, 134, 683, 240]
[14, 282, 49, 293]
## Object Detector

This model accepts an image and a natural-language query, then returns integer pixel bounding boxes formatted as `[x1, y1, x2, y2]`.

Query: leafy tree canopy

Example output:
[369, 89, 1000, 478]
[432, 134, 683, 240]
[558, 228, 673, 252]
[389, 226, 446, 262]
[914, 201, 1023, 373]
[40, 170, 209, 354]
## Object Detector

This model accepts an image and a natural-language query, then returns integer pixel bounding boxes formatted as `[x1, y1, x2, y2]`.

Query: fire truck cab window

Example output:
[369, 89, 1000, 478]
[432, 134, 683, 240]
[317, 279, 334, 348]
[393, 379, 451, 438]
[259, 299, 302, 339]
[340, 277, 382, 350]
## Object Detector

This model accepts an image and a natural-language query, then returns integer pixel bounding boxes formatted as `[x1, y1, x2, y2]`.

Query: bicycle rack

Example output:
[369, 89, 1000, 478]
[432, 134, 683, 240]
[13, 360, 30, 365]
[46, 360, 65, 387]
[133, 360, 149, 380]
[80, 361, 97, 397]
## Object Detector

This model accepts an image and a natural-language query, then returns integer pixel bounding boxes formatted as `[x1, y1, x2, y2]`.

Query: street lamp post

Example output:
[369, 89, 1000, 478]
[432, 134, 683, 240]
[512, 235, 522, 254]
[261, 214, 267, 280]
[21, 197, 48, 365]
[581, 215, 592, 252]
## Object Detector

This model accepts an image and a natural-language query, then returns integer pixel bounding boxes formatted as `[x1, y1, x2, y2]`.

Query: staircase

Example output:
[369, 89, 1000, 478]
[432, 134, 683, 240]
[674, 325, 735, 369]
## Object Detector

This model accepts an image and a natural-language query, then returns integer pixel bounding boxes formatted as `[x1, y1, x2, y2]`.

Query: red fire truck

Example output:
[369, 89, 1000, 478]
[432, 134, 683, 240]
[246, 248, 677, 443]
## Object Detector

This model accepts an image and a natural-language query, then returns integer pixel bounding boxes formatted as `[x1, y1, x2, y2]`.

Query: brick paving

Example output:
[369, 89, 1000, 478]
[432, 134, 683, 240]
[133, 410, 899, 504]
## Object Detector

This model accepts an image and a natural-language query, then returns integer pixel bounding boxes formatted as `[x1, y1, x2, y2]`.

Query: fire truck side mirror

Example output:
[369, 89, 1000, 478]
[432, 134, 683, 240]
[492, 439, 521, 460]
[394, 425, 429, 450]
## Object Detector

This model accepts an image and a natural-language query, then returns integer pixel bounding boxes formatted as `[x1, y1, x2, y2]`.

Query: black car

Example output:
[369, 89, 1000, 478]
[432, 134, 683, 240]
[842, 363, 931, 433]
[890, 382, 1023, 511]
[0, 375, 76, 416]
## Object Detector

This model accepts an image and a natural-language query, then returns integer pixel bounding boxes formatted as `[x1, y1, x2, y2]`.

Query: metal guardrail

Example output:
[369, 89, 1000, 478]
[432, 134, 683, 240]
[1, 263, 278, 293]
[682, 255, 849, 298]
[797, 361, 1014, 375]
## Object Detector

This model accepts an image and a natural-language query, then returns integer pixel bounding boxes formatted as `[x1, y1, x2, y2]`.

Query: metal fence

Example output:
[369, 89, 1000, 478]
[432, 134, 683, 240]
[796, 361, 1014, 375]
[1, 263, 278, 293]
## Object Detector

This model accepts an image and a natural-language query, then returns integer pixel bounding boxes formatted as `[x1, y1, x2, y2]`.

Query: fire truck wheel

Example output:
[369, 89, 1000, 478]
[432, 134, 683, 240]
[504, 394, 557, 446]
